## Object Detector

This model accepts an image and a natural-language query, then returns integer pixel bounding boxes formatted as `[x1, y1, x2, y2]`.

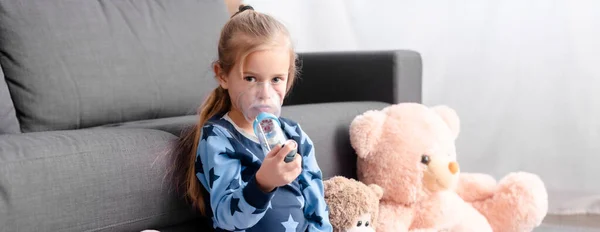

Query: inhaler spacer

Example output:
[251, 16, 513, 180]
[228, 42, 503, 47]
[234, 81, 296, 162]
[253, 112, 297, 163]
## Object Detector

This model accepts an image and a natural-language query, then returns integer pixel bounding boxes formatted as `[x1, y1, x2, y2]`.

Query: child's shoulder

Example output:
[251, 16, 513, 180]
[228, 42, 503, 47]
[278, 117, 304, 131]
[203, 112, 232, 129]
[278, 116, 299, 126]
[199, 123, 228, 141]
[199, 114, 232, 138]
[279, 116, 311, 138]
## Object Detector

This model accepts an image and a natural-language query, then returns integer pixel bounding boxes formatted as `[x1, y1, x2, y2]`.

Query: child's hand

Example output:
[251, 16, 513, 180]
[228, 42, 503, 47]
[256, 140, 302, 193]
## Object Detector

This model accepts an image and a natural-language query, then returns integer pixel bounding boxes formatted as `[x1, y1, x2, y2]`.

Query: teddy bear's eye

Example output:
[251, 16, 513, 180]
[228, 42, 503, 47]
[365, 221, 370, 227]
[421, 154, 430, 165]
[357, 221, 362, 227]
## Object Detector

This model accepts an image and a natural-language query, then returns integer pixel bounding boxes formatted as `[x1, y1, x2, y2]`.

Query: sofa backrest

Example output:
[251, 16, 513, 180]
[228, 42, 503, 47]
[0, 66, 20, 134]
[0, 0, 229, 133]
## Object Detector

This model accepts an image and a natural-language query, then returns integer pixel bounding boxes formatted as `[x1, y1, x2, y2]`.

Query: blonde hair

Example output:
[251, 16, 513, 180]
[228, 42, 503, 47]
[172, 5, 297, 215]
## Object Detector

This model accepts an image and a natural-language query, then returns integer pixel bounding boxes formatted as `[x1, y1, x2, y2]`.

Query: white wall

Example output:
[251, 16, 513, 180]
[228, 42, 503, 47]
[245, 0, 600, 211]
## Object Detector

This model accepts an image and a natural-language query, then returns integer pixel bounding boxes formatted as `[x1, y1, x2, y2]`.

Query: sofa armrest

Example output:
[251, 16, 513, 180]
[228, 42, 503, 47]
[284, 50, 422, 105]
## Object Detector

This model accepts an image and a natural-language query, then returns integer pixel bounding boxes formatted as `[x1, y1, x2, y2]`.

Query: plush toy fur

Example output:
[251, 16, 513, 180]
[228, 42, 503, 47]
[349, 103, 548, 232]
[324, 176, 384, 232]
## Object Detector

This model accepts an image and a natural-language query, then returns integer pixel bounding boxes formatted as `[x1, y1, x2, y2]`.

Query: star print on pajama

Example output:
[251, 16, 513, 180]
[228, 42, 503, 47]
[195, 113, 332, 231]
[282, 214, 299, 232]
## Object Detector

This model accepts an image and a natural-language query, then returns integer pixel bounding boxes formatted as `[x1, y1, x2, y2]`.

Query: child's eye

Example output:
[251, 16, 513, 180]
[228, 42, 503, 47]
[243, 76, 257, 82]
[271, 77, 283, 84]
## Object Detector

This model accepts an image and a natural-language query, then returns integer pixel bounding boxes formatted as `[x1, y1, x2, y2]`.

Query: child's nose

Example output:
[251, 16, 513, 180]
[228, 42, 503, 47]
[256, 82, 272, 99]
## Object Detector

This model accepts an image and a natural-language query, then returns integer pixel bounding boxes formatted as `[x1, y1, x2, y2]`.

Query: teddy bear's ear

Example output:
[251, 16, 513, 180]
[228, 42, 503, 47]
[349, 110, 386, 159]
[368, 184, 384, 200]
[323, 176, 342, 193]
[431, 105, 460, 139]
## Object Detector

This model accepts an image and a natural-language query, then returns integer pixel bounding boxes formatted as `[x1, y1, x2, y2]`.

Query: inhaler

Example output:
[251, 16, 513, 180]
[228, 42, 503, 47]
[235, 80, 296, 162]
[253, 112, 297, 163]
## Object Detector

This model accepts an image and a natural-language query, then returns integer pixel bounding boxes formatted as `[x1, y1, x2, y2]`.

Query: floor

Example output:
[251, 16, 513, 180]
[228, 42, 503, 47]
[535, 215, 600, 232]
[536, 224, 600, 232]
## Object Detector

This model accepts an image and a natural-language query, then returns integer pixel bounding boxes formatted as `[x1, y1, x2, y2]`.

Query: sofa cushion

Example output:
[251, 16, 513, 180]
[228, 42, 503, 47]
[105, 101, 391, 179]
[0, 67, 20, 134]
[0, 0, 229, 132]
[0, 128, 198, 231]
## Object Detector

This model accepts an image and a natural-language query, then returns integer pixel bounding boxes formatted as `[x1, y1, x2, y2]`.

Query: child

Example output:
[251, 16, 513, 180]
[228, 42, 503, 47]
[173, 5, 332, 232]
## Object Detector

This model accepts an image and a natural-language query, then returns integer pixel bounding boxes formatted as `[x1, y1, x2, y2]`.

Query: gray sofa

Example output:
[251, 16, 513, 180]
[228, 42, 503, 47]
[0, 1, 420, 231]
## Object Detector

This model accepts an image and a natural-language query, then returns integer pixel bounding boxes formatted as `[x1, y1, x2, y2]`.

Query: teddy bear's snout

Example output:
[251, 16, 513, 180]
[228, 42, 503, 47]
[448, 161, 459, 174]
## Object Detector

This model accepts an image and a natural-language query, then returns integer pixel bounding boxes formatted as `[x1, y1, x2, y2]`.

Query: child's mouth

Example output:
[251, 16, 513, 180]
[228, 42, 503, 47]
[253, 105, 272, 112]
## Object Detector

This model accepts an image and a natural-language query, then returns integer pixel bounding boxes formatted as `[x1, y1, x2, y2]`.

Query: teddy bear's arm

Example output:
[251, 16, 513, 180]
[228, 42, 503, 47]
[455, 172, 497, 202]
[377, 203, 413, 231]
[410, 192, 467, 231]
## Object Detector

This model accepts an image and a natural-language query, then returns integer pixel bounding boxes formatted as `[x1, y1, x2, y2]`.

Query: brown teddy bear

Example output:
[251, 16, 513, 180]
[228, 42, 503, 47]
[324, 176, 384, 232]
[349, 103, 548, 232]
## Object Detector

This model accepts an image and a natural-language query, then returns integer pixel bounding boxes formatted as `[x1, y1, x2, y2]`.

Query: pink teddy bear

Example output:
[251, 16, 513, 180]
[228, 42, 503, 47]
[349, 103, 548, 232]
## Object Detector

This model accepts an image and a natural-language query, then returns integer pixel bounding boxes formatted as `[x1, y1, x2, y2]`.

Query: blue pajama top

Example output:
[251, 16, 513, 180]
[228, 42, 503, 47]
[195, 112, 332, 232]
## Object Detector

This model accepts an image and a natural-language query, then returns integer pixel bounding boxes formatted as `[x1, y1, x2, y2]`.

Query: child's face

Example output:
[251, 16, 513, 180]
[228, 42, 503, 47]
[218, 45, 291, 121]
